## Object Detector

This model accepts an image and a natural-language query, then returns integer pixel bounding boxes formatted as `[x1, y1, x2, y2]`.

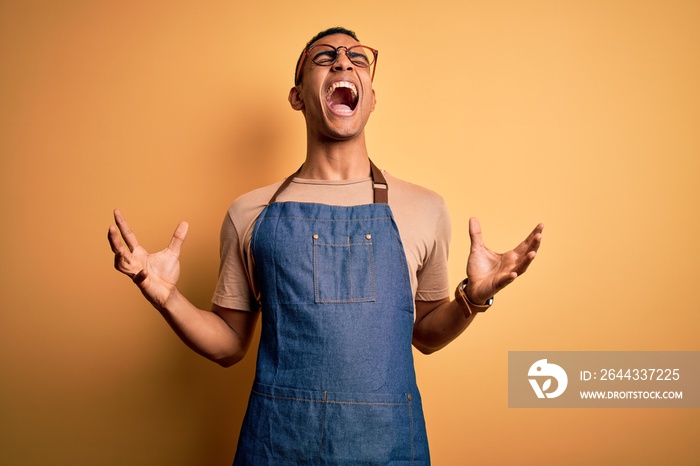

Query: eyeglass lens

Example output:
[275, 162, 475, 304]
[310, 45, 375, 68]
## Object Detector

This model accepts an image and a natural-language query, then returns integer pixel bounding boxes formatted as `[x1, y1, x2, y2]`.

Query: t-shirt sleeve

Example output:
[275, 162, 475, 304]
[414, 199, 452, 302]
[211, 212, 259, 312]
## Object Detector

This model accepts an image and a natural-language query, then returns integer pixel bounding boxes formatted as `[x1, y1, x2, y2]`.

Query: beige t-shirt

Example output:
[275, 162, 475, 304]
[212, 171, 451, 312]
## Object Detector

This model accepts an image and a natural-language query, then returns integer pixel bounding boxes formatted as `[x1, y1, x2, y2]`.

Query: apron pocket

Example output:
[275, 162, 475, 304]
[321, 392, 425, 464]
[313, 233, 376, 303]
[236, 386, 428, 465]
[235, 384, 326, 465]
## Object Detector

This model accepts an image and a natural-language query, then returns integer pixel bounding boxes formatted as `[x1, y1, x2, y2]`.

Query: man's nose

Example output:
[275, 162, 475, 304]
[333, 48, 354, 71]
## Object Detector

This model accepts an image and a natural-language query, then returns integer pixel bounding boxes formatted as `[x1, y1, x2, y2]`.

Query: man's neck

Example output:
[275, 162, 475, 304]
[300, 138, 371, 180]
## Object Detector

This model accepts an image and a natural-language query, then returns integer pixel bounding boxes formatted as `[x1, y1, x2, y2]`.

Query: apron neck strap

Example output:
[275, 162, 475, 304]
[370, 159, 388, 204]
[267, 159, 388, 204]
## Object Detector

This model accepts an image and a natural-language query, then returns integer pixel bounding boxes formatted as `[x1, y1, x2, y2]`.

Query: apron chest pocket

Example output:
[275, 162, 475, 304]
[313, 233, 376, 303]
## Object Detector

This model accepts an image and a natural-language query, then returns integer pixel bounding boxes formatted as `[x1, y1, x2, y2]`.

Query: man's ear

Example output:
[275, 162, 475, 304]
[370, 89, 376, 112]
[288, 86, 304, 111]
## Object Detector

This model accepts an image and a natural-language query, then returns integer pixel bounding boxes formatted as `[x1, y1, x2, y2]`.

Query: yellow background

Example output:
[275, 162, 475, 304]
[1, 0, 698, 464]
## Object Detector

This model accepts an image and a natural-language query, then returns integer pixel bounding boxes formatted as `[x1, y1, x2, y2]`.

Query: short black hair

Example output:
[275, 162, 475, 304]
[294, 26, 360, 85]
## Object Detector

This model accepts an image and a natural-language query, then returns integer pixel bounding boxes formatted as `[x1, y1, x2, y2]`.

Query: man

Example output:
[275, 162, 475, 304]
[108, 27, 542, 465]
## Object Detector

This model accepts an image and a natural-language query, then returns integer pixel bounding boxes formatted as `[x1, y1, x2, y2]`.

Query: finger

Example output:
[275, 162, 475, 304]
[107, 224, 127, 255]
[113, 209, 140, 252]
[468, 217, 485, 251]
[166, 222, 189, 257]
[527, 223, 544, 247]
[515, 223, 544, 255]
[512, 250, 537, 276]
[494, 271, 518, 293]
[109, 225, 139, 275]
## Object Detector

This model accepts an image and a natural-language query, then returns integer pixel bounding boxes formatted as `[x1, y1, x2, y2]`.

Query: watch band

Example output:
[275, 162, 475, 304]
[454, 279, 493, 318]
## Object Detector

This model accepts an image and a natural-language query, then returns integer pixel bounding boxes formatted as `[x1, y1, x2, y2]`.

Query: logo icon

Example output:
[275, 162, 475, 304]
[528, 359, 568, 399]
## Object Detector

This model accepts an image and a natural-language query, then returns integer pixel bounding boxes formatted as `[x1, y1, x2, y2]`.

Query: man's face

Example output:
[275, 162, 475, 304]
[289, 34, 376, 142]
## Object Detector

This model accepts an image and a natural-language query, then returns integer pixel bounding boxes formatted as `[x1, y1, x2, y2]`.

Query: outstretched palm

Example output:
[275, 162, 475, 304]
[108, 209, 188, 309]
[465, 218, 543, 305]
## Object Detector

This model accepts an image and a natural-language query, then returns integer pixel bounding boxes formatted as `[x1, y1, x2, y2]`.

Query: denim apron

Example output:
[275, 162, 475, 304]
[233, 161, 430, 465]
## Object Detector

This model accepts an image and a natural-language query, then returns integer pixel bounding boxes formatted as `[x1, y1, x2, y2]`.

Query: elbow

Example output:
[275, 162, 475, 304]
[214, 355, 242, 368]
[214, 357, 235, 368]
[412, 327, 454, 354]
[412, 339, 443, 355]
[212, 349, 247, 368]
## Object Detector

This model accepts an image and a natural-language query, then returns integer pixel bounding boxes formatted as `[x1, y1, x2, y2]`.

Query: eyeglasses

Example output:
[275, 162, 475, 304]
[295, 44, 379, 85]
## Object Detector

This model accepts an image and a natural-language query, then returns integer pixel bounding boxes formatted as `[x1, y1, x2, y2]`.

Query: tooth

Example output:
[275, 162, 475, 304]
[326, 81, 358, 101]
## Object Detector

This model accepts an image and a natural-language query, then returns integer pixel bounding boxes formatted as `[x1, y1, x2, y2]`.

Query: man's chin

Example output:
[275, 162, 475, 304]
[319, 125, 366, 143]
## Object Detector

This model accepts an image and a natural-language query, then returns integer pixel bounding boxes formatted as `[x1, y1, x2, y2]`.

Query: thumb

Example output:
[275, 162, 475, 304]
[167, 221, 189, 257]
[468, 217, 484, 251]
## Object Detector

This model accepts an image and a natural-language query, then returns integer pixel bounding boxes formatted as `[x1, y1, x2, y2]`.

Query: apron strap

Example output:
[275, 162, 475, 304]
[267, 159, 388, 204]
[268, 166, 301, 204]
[370, 159, 388, 204]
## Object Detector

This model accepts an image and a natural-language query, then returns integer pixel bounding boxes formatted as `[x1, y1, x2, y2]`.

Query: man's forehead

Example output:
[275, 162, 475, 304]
[309, 33, 360, 48]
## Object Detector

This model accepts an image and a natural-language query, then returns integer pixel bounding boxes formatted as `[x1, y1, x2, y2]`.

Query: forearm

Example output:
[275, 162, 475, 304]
[412, 298, 476, 354]
[154, 290, 253, 367]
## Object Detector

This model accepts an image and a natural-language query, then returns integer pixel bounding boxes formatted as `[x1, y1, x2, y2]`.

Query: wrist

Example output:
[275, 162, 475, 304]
[149, 287, 182, 314]
[464, 280, 489, 306]
[454, 279, 493, 318]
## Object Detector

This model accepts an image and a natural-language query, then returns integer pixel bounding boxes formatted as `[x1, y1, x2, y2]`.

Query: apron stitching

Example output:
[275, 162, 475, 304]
[313, 234, 319, 303]
[317, 390, 327, 465]
[250, 389, 410, 405]
[315, 241, 371, 246]
[346, 236, 353, 300]
[368, 237, 376, 299]
[272, 214, 282, 311]
[313, 298, 375, 303]
[262, 216, 393, 222]
[408, 393, 415, 466]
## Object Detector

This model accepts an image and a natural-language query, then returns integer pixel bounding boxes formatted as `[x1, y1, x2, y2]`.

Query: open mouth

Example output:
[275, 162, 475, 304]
[326, 81, 358, 114]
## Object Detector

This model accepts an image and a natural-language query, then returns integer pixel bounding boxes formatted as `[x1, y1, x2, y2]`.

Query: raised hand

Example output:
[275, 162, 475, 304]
[108, 209, 189, 309]
[465, 217, 543, 305]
